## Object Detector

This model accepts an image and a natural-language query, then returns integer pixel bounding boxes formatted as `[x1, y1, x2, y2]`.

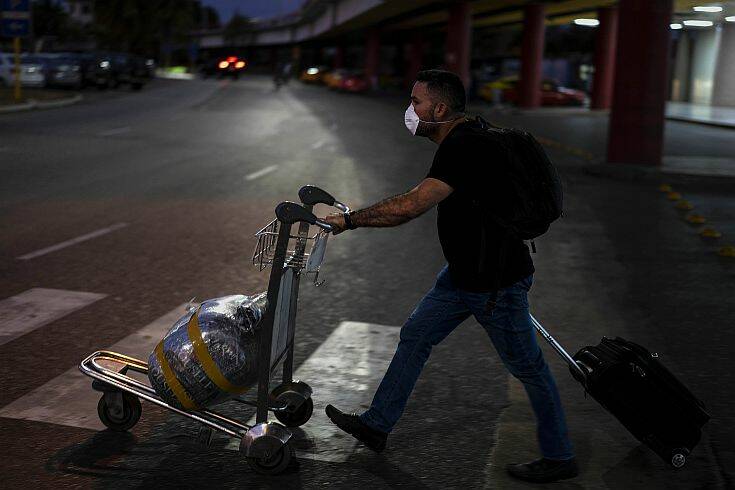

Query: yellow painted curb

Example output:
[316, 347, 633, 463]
[685, 214, 707, 224]
[700, 227, 722, 238]
[718, 246, 735, 257]
[667, 191, 682, 201]
[659, 184, 673, 192]
[675, 200, 694, 210]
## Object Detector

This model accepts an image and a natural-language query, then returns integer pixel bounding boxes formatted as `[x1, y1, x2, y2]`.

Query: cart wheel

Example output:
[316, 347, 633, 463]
[274, 397, 313, 428]
[671, 448, 688, 468]
[97, 392, 141, 432]
[247, 442, 294, 475]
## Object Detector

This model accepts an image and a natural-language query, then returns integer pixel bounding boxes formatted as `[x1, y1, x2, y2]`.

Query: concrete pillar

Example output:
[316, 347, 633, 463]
[591, 7, 618, 109]
[404, 32, 424, 89]
[670, 31, 692, 102]
[607, 0, 673, 166]
[712, 23, 735, 107]
[689, 28, 722, 104]
[445, 1, 472, 88]
[519, 3, 546, 108]
[364, 28, 380, 89]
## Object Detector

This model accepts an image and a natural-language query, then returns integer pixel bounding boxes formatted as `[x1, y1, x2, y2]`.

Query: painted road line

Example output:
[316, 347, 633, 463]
[0, 303, 190, 430]
[0, 288, 106, 347]
[17, 223, 128, 260]
[245, 165, 278, 181]
[97, 126, 131, 137]
[311, 140, 325, 150]
[224, 321, 400, 462]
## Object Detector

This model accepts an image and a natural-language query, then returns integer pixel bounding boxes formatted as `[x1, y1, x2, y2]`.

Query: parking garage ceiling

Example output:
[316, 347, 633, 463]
[318, 0, 722, 37]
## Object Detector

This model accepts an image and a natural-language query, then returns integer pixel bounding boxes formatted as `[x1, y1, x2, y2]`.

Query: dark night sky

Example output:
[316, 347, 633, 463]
[202, 0, 305, 22]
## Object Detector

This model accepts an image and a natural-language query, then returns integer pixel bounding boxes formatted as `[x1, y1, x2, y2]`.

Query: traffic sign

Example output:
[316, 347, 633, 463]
[1, 0, 31, 38]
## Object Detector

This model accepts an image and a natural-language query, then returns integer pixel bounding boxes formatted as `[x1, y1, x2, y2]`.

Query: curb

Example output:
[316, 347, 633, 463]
[583, 162, 735, 187]
[665, 115, 735, 130]
[154, 69, 195, 80]
[0, 94, 83, 114]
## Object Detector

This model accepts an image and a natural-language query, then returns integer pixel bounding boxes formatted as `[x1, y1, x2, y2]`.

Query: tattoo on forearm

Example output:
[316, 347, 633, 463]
[352, 191, 424, 228]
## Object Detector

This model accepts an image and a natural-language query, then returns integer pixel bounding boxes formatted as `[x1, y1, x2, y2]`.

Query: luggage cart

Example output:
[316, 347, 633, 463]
[79, 185, 349, 475]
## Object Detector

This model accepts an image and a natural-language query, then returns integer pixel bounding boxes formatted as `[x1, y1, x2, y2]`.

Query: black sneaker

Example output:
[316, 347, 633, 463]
[506, 457, 579, 483]
[325, 404, 388, 453]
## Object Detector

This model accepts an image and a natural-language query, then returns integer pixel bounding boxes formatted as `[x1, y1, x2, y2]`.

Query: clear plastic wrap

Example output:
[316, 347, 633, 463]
[148, 292, 267, 410]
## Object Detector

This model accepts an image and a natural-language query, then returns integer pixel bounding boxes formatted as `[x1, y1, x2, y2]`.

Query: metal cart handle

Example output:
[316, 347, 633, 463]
[298, 185, 350, 213]
[275, 201, 332, 231]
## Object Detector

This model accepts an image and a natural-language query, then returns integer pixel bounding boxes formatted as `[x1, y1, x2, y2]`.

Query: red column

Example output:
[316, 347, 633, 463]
[445, 1, 472, 88]
[334, 45, 344, 69]
[607, 0, 673, 166]
[519, 3, 546, 108]
[404, 32, 424, 89]
[364, 28, 380, 89]
[591, 7, 618, 109]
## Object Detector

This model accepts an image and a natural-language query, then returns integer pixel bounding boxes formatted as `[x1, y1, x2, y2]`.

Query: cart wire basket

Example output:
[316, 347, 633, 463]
[252, 218, 330, 281]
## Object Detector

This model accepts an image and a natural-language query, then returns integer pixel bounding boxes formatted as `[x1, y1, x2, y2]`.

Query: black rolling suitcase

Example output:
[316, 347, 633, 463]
[529, 314, 710, 469]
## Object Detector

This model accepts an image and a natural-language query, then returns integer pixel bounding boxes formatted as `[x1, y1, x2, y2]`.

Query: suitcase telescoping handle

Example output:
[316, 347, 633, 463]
[530, 314, 587, 381]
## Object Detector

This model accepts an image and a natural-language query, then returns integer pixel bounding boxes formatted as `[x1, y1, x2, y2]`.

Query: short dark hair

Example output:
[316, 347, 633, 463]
[415, 69, 466, 113]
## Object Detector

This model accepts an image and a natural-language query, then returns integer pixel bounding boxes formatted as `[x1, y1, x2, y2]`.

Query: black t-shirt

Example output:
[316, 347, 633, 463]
[426, 120, 534, 292]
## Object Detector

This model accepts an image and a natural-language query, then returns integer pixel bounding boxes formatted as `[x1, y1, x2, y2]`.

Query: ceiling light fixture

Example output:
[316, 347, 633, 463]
[693, 6, 723, 12]
[573, 18, 599, 27]
[682, 19, 714, 26]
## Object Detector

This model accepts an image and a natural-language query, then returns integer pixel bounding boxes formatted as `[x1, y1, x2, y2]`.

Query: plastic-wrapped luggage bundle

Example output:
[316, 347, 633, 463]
[148, 292, 267, 410]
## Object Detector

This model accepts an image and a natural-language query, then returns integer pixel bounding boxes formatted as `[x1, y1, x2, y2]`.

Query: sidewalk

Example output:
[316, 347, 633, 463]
[468, 106, 734, 488]
[666, 102, 735, 129]
[0, 88, 83, 114]
[488, 101, 735, 130]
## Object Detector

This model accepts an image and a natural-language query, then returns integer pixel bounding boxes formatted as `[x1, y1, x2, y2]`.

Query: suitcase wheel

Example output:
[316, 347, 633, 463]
[671, 448, 689, 469]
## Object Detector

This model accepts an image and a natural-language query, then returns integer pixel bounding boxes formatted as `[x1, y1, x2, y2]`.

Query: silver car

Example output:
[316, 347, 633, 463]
[19, 54, 47, 87]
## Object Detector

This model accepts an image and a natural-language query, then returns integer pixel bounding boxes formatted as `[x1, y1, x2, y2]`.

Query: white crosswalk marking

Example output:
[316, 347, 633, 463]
[0, 304, 189, 430]
[224, 321, 400, 462]
[0, 314, 400, 464]
[0, 288, 106, 346]
[244, 165, 278, 181]
[17, 223, 129, 260]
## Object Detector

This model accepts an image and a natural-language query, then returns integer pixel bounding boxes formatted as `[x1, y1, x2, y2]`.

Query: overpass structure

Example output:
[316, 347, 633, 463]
[196, 0, 734, 168]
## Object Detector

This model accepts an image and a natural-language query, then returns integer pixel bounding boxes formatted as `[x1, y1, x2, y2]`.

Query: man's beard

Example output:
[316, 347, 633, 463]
[415, 103, 439, 138]
[415, 120, 439, 138]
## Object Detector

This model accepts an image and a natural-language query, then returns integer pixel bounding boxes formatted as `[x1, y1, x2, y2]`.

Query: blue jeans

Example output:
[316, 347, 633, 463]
[360, 265, 575, 460]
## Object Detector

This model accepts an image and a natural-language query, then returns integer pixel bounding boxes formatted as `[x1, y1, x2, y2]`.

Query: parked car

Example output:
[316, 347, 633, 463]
[323, 68, 348, 89]
[479, 76, 587, 106]
[94, 52, 147, 90]
[338, 71, 370, 93]
[299, 66, 328, 84]
[0, 52, 16, 86]
[19, 54, 49, 88]
[42, 53, 83, 89]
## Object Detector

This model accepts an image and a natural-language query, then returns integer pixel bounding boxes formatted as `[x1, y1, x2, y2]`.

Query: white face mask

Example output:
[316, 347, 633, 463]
[404, 103, 462, 136]
[404, 103, 421, 135]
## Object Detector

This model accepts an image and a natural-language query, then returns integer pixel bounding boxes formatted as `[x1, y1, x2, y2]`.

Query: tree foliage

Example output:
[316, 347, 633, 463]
[93, 0, 208, 56]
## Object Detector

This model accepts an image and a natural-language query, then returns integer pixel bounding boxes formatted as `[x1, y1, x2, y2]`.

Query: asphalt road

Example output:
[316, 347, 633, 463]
[0, 76, 733, 489]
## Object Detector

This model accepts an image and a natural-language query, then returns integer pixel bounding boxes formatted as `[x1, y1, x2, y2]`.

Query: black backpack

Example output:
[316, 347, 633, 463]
[473, 115, 564, 250]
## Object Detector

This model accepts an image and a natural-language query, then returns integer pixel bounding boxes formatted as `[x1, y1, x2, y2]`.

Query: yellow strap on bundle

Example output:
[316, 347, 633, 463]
[154, 341, 198, 410]
[187, 307, 248, 395]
